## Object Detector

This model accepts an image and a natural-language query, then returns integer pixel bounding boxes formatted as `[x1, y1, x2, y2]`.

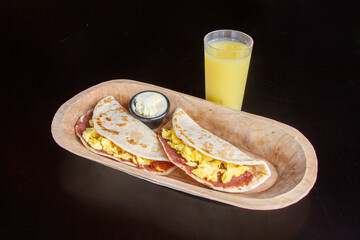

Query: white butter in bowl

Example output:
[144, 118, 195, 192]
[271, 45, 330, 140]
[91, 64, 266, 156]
[132, 91, 168, 118]
[129, 91, 170, 129]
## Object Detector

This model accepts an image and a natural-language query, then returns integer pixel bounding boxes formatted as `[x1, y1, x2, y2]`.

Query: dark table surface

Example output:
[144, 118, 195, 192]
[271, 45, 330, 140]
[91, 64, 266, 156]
[1, 0, 359, 239]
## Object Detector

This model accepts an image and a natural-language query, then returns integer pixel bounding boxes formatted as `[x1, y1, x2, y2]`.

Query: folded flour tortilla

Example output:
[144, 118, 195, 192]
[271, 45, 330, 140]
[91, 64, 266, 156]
[158, 108, 277, 192]
[75, 96, 175, 175]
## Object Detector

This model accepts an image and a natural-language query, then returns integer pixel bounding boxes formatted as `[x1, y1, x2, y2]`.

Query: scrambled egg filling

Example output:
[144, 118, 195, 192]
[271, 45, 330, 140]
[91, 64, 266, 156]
[162, 127, 249, 183]
[82, 119, 154, 166]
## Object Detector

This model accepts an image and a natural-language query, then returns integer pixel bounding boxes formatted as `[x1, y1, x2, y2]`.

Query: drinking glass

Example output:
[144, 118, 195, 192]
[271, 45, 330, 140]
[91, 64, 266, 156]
[204, 29, 254, 110]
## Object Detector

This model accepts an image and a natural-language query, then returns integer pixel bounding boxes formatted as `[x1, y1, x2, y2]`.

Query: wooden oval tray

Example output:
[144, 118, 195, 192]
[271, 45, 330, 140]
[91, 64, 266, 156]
[51, 79, 317, 210]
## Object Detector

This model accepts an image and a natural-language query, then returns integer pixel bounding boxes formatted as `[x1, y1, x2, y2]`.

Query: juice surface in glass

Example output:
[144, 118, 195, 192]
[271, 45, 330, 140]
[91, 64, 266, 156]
[205, 40, 251, 110]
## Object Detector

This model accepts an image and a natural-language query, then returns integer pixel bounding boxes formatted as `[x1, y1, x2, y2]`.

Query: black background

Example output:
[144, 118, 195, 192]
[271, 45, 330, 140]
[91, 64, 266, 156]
[1, 0, 359, 239]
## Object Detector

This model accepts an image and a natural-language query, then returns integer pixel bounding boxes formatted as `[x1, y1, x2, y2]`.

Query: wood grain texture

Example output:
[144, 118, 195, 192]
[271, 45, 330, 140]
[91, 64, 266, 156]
[51, 79, 318, 210]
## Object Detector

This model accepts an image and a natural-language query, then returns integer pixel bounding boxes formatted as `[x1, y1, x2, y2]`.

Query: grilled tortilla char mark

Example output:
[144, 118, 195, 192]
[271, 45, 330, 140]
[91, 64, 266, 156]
[158, 131, 253, 189]
[75, 110, 174, 173]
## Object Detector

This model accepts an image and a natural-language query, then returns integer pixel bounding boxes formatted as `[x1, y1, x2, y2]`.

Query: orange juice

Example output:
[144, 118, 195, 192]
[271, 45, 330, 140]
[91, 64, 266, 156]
[205, 40, 251, 110]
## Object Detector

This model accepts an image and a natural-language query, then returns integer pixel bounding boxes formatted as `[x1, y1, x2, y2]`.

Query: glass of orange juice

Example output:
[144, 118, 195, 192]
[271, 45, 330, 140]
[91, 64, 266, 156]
[204, 29, 254, 110]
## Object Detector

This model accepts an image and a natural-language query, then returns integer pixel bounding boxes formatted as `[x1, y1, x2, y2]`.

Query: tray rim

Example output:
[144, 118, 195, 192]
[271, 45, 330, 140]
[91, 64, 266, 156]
[51, 79, 318, 210]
